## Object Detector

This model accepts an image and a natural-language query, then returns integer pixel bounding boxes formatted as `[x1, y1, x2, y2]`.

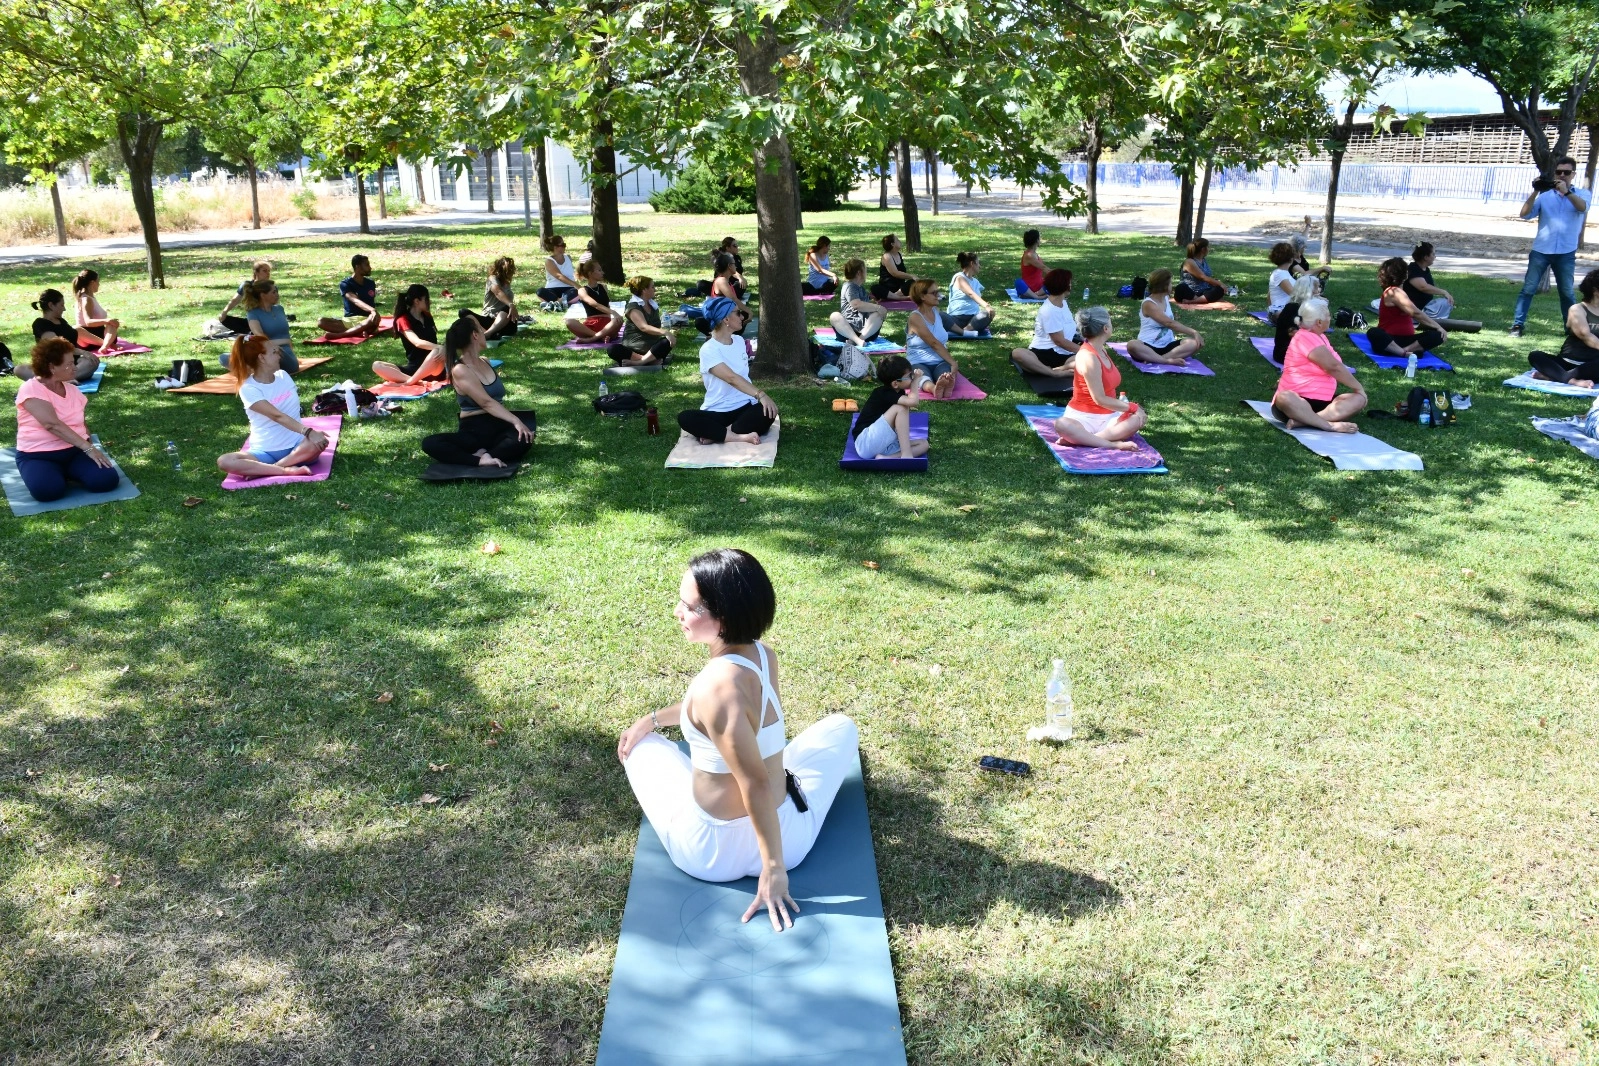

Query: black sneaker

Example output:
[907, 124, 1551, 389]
[1508, 324, 1524, 337]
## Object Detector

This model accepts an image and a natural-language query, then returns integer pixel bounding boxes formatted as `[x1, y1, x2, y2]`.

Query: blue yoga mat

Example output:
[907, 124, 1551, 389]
[78, 364, 106, 394]
[1346, 331, 1452, 372]
[841, 411, 928, 471]
[0, 436, 140, 517]
[596, 749, 906, 1066]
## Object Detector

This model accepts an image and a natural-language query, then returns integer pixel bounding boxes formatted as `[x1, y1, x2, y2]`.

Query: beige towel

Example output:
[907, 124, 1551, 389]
[665, 418, 780, 469]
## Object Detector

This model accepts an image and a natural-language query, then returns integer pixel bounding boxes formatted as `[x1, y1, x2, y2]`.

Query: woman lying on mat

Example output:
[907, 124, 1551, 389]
[618, 547, 859, 922]
[905, 279, 958, 399]
[1530, 268, 1599, 387]
[1053, 306, 1146, 452]
[216, 335, 329, 480]
[852, 355, 930, 460]
[373, 284, 444, 384]
[1017, 229, 1049, 298]
[870, 233, 916, 301]
[1368, 257, 1446, 358]
[72, 270, 121, 355]
[1176, 237, 1227, 303]
[609, 276, 675, 366]
[1265, 243, 1296, 323]
[539, 234, 580, 305]
[803, 236, 837, 295]
[1272, 298, 1366, 434]
[421, 316, 537, 469]
[564, 259, 624, 342]
[1272, 274, 1321, 365]
[25, 289, 100, 383]
[317, 253, 383, 340]
[677, 299, 775, 445]
[1010, 267, 1078, 379]
[947, 251, 995, 336]
[219, 260, 272, 336]
[221, 278, 300, 374]
[829, 259, 885, 348]
[1128, 269, 1205, 366]
[12, 339, 119, 502]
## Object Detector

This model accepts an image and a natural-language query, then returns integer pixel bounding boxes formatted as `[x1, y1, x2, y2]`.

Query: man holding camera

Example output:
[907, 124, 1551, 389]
[1510, 156, 1590, 338]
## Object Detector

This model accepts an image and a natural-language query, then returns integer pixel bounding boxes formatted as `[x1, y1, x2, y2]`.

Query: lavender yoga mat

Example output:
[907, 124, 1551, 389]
[560, 338, 611, 350]
[1107, 341, 1214, 376]
[1345, 331, 1453, 372]
[220, 415, 342, 489]
[1250, 335, 1284, 369]
[803, 293, 836, 302]
[878, 299, 916, 312]
[1016, 404, 1167, 474]
[841, 411, 929, 471]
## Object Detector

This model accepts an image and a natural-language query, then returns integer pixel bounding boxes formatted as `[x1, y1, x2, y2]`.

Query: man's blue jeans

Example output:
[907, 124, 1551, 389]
[1513, 249, 1577, 328]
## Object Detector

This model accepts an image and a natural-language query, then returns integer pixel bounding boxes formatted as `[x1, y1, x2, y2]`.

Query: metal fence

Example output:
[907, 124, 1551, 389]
[1055, 161, 1546, 203]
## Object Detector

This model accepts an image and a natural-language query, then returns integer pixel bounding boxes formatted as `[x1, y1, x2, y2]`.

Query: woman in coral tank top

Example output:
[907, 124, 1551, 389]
[1052, 305, 1146, 451]
[1272, 297, 1367, 433]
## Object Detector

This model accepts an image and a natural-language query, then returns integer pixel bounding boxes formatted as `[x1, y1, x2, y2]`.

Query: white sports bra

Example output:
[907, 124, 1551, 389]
[680, 641, 786, 774]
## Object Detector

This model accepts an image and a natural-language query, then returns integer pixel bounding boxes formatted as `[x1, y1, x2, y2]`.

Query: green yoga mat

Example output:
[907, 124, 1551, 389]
[596, 749, 906, 1065]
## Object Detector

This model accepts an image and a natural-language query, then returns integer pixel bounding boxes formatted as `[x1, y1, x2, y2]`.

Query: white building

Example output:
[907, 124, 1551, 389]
[398, 138, 670, 209]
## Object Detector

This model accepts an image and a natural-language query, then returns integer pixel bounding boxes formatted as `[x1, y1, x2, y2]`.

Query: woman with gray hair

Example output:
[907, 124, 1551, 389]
[1052, 306, 1147, 451]
[1272, 297, 1365, 433]
[1289, 233, 1332, 285]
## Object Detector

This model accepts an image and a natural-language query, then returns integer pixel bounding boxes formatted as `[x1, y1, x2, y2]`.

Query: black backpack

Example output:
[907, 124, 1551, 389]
[1130, 276, 1148, 301]
[594, 390, 647, 415]
[1334, 306, 1367, 331]
[1395, 386, 1454, 425]
[170, 358, 207, 384]
[809, 339, 838, 372]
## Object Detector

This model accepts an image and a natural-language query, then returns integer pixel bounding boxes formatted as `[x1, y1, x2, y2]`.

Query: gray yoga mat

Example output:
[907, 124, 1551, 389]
[596, 749, 906, 1065]
[0, 436, 140, 516]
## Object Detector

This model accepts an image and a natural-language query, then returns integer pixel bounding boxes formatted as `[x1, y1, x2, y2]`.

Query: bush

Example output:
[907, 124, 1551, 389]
[384, 192, 419, 217]
[649, 161, 754, 215]
[290, 186, 319, 219]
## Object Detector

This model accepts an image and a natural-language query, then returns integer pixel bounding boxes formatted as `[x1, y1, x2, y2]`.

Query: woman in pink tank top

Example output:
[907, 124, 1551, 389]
[1271, 297, 1367, 433]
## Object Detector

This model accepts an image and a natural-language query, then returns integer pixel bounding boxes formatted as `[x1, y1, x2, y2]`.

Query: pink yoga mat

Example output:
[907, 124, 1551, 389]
[922, 372, 987, 401]
[561, 338, 610, 350]
[95, 339, 151, 356]
[803, 293, 836, 302]
[371, 379, 450, 398]
[309, 317, 397, 344]
[878, 299, 916, 312]
[221, 415, 342, 489]
[1107, 342, 1215, 376]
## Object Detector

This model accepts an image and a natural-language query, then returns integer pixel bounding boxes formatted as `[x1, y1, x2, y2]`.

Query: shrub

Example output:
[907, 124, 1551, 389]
[290, 185, 319, 219]
[649, 161, 754, 215]
[384, 192, 419, 217]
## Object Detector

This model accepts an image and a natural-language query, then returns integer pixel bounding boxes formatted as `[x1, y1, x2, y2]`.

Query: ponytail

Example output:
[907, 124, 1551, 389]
[72, 269, 98, 295]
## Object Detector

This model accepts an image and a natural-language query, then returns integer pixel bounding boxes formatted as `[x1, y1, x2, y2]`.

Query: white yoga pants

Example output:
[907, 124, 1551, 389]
[623, 713, 859, 882]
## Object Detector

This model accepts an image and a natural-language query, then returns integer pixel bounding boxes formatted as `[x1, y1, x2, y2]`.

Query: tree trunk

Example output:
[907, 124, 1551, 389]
[414, 161, 427, 204]
[897, 137, 921, 251]
[1320, 98, 1359, 267]
[794, 161, 804, 231]
[879, 154, 888, 210]
[1084, 116, 1103, 235]
[356, 172, 371, 234]
[535, 137, 555, 243]
[247, 159, 261, 230]
[591, 119, 625, 284]
[521, 145, 532, 229]
[1194, 161, 1212, 239]
[928, 148, 939, 216]
[484, 146, 495, 213]
[379, 168, 389, 219]
[49, 179, 67, 245]
[115, 112, 166, 288]
[1174, 169, 1194, 246]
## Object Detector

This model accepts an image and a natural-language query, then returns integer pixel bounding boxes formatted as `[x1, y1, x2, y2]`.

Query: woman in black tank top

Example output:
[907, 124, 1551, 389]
[420, 316, 536, 469]
[1530, 269, 1599, 387]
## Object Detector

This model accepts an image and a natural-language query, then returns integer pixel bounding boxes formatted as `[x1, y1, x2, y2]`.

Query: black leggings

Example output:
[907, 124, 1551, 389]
[465, 310, 518, 339]
[221, 315, 249, 335]
[536, 286, 577, 303]
[677, 402, 773, 442]
[869, 278, 909, 301]
[1175, 280, 1226, 303]
[802, 281, 837, 295]
[1367, 326, 1443, 354]
[609, 338, 672, 363]
[1530, 350, 1599, 383]
[421, 411, 536, 466]
[949, 311, 992, 334]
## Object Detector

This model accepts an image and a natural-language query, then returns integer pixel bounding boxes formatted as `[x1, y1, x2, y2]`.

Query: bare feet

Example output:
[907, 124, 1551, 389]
[728, 431, 761, 445]
[1326, 421, 1358, 434]
[276, 465, 313, 477]
[935, 372, 954, 398]
[477, 455, 507, 468]
[1107, 440, 1139, 451]
[1573, 378, 1595, 389]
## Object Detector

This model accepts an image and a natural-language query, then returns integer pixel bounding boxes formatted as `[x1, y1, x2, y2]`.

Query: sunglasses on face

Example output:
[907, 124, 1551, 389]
[1556, 169, 1575, 176]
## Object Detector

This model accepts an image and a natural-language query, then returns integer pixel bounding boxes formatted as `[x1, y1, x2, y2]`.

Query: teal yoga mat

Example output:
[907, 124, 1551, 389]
[596, 749, 906, 1066]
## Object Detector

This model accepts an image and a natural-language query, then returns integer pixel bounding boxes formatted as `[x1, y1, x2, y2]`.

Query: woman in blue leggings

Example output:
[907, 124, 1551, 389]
[12, 339, 118, 502]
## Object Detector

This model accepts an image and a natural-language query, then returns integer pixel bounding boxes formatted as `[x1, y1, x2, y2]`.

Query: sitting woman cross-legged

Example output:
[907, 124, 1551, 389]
[1052, 306, 1146, 452]
[1016, 229, 1049, 299]
[72, 270, 122, 355]
[803, 236, 837, 295]
[12, 339, 120, 502]
[851, 355, 930, 460]
[25, 288, 100, 383]
[1368, 256, 1446, 358]
[216, 335, 330, 479]
[565, 259, 624, 341]
[539, 234, 580, 306]
[221, 278, 299, 374]
[829, 258, 886, 353]
[947, 251, 995, 336]
[421, 316, 537, 468]
[1265, 243, 1296, 323]
[1128, 268, 1205, 366]
[1272, 274, 1321, 365]
[617, 547, 860, 922]
[905, 278, 958, 399]
[677, 298, 776, 445]
[608, 276, 676, 366]
[479, 256, 520, 340]
[870, 233, 915, 301]
[1010, 268, 1078, 379]
[373, 284, 445, 384]
[1272, 297, 1366, 433]
[1176, 237, 1228, 303]
[1530, 268, 1599, 387]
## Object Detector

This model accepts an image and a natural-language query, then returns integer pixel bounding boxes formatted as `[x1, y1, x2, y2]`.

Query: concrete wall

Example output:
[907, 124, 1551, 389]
[398, 139, 669, 209]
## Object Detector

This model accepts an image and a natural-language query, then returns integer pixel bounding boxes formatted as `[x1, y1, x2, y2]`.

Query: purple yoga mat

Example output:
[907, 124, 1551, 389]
[878, 299, 916, 312]
[841, 412, 929, 471]
[1249, 335, 1283, 369]
[1107, 342, 1215, 376]
[561, 338, 610, 350]
[221, 415, 342, 490]
[803, 293, 835, 302]
[1017, 405, 1166, 474]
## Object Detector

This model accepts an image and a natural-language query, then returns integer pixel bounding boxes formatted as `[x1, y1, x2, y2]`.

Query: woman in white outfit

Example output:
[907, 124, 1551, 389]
[617, 548, 860, 931]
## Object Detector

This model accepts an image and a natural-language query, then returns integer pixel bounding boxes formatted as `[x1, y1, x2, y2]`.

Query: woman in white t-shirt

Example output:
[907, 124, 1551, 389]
[676, 297, 778, 445]
[1266, 242, 1296, 322]
[215, 334, 329, 479]
[1127, 269, 1205, 366]
[1009, 267, 1078, 379]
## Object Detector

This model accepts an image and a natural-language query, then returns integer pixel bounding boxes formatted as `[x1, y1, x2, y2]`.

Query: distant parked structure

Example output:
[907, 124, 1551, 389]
[1341, 111, 1593, 170]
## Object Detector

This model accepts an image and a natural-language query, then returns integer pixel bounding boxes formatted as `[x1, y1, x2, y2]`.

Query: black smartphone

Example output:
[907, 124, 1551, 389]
[978, 755, 1031, 776]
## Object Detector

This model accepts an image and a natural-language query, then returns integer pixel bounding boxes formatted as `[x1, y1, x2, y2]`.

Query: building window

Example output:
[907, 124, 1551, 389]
[436, 165, 458, 201]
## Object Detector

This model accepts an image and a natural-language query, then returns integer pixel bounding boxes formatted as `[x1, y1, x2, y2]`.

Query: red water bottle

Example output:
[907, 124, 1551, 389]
[646, 407, 660, 435]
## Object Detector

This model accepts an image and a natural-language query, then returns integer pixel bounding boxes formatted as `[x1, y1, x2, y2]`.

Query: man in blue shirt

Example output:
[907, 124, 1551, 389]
[316, 254, 383, 339]
[1510, 156, 1591, 337]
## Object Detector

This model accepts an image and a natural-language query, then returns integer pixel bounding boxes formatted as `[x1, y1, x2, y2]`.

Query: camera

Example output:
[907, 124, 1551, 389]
[1533, 176, 1558, 192]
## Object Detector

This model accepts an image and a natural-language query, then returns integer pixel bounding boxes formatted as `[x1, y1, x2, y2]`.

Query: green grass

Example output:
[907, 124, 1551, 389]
[2, 210, 1598, 1065]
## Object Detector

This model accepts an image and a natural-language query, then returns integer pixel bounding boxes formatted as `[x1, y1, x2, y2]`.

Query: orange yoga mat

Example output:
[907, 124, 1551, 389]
[169, 357, 335, 395]
[1174, 300, 1240, 312]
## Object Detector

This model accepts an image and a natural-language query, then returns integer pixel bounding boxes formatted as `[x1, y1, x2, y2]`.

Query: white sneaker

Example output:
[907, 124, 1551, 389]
[153, 376, 182, 390]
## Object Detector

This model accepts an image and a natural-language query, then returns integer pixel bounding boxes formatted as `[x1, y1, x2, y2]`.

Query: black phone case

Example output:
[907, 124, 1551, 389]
[978, 755, 1031, 776]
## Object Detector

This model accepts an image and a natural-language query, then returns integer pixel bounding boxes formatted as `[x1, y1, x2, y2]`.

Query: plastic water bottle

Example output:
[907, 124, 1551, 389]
[343, 386, 358, 416]
[598, 380, 609, 398]
[1418, 397, 1432, 427]
[164, 440, 181, 471]
[1082, 286, 1090, 303]
[1045, 659, 1074, 739]
[1405, 354, 1417, 379]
